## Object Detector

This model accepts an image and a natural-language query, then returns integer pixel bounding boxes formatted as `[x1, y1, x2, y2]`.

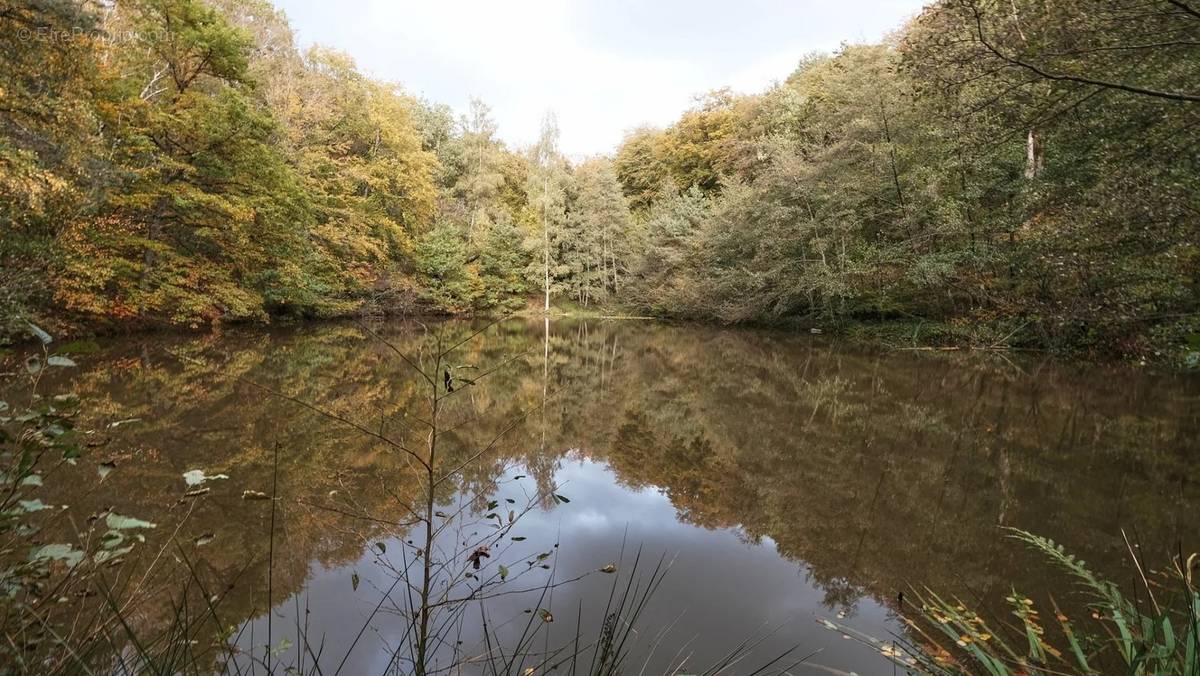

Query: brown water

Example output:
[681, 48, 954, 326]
[5, 318, 1198, 674]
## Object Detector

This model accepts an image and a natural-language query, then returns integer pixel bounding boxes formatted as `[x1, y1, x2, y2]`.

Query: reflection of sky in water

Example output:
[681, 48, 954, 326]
[10, 318, 1195, 674]
[235, 459, 901, 675]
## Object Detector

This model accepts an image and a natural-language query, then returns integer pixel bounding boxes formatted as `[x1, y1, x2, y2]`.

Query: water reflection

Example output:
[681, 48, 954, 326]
[233, 460, 898, 675]
[9, 318, 1198, 673]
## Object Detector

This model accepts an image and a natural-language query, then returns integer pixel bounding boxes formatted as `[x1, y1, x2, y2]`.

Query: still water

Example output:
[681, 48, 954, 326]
[11, 318, 1199, 674]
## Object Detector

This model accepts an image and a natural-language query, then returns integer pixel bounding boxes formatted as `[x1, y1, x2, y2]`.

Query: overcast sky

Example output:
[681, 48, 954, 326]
[272, 0, 929, 158]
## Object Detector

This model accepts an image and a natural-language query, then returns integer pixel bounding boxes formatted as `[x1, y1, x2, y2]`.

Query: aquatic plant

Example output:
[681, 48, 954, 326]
[823, 528, 1200, 675]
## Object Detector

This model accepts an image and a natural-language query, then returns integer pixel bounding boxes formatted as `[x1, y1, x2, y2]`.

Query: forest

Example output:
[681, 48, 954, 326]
[2, 0, 1198, 362]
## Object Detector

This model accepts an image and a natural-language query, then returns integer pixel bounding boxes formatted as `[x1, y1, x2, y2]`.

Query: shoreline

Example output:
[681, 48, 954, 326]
[3, 306, 1190, 372]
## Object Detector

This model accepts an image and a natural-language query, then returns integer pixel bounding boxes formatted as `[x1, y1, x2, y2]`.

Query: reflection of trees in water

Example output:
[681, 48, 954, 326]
[526, 322, 1197, 619]
[585, 323, 1197, 621]
[21, 319, 1199, 661]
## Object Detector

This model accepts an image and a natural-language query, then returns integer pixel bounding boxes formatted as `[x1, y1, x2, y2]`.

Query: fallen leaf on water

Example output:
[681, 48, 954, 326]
[351, 572, 360, 591]
[194, 533, 215, 546]
[375, 542, 386, 554]
[599, 564, 616, 574]
[538, 609, 553, 623]
[242, 490, 270, 500]
[499, 564, 509, 581]
[97, 461, 116, 481]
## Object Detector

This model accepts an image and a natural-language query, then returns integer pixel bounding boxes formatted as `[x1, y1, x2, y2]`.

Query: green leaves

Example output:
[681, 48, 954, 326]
[905, 530, 1200, 675]
[30, 544, 84, 568]
[105, 513, 156, 530]
[16, 499, 49, 513]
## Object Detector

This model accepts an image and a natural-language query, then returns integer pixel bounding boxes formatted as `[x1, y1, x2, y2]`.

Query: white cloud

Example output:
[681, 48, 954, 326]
[273, 0, 928, 157]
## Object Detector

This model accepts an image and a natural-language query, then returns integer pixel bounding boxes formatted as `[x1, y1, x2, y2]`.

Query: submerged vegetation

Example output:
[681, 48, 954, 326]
[2, 1, 1198, 362]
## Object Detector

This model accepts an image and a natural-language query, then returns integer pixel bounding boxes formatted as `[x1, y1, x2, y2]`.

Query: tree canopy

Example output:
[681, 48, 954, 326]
[2, 0, 1196, 361]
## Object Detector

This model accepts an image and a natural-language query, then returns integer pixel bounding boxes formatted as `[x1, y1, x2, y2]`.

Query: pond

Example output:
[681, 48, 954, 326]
[6, 318, 1198, 674]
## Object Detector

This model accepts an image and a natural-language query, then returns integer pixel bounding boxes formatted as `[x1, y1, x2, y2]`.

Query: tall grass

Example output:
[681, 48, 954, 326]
[823, 528, 1200, 675]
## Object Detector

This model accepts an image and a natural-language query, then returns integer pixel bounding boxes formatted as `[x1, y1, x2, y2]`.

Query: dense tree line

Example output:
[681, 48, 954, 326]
[614, 1, 1199, 358]
[3, 0, 1197, 359]
[0, 0, 632, 335]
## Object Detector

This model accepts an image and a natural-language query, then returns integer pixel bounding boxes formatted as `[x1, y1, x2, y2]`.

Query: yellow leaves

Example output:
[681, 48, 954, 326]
[1041, 640, 1063, 660]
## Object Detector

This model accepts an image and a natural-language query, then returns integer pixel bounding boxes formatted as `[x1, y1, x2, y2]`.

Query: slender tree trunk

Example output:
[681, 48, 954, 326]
[543, 177, 550, 314]
[879, 96, 905, 208]
[1025, 128, 1044, 179]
